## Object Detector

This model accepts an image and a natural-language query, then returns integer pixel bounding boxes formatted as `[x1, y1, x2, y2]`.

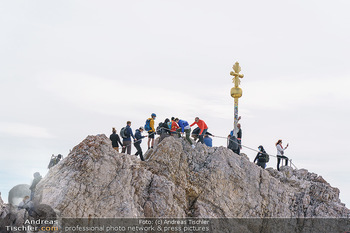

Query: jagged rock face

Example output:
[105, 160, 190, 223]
[35, 135, 349, 218]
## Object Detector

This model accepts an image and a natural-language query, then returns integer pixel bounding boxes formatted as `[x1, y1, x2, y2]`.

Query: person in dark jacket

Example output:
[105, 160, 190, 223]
[254, 145, 268, 169]
[134, 127, 147, 161]
[30, 172, 42, 201]
[110, 127, 123, 152]
[191, 127, 213, 142]
[159, 118, 171, 143]
[122, 121, 135, 155]
[227, 135, 239, 154]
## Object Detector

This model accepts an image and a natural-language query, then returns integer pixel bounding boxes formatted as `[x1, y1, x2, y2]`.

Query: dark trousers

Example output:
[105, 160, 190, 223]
[257, 161, 266, 169]
[134, 142, 144, 161]
[237, 139, 241, 155]
[198, 128, 208, 144]
[122, 141, 132, 154]
[277, 155, 288, 171]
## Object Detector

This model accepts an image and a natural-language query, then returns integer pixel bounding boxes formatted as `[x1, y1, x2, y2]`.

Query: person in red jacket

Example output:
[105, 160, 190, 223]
[170, 118, 180, 136]
[190, 117, 208, 144]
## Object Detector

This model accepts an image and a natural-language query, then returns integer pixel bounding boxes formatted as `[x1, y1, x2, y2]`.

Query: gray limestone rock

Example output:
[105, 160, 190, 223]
[33, 134, 349, 219]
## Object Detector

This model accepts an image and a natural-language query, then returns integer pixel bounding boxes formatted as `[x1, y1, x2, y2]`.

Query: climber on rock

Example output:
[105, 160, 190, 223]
[170, 117, 180, 136]
[145, 113, 157, 150]
[230, 116, 242, 155]
[158, 118, 171, 143]
[175, 119, 194, 148]
[254, 145, 269, 169]
[134, 127, 147, 161]
[110, 127, 124, 152]
[190, 117, 208, 144]
[121, 121, 135, 155]
[276, 139, 289, 171]
[227, 134, 239, 154]
[30, 172, 42, 201]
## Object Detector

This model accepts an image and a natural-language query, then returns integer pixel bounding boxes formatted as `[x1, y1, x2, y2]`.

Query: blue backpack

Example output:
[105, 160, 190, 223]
[144, 119, 151, 131]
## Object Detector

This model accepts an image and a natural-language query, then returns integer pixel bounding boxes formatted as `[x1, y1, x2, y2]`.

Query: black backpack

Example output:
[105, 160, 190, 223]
[120, 127, 128, 139]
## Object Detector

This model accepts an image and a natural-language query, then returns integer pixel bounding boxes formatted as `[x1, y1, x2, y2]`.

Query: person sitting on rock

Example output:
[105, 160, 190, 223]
[254, 145, 268, 169]
[18, 196, 34, 215]
[134, 127, 147, 161]
[276, 139, 289, 171]
[30, 172, 42, 201]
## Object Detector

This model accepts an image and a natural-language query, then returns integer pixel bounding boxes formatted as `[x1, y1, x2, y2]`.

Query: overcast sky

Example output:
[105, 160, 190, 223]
[1, 0, 349, 208]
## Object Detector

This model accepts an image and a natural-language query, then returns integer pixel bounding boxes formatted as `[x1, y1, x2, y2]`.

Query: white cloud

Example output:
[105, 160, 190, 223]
[0, 122, 53, 138]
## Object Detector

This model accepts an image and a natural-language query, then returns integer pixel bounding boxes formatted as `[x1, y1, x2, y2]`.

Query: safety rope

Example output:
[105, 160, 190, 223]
[119, 126, 298, 170]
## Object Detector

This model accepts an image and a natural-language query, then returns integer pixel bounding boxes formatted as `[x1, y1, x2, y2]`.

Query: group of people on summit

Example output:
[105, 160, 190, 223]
[109, 113, 290, 171]
[109, 114, 214, 161]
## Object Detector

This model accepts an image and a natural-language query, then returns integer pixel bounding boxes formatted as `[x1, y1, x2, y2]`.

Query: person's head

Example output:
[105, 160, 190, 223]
[33, 172, 41, 178]
[127, 121, 131, 126]
[164, 118, 170, 123]
[171, 117, 175, 121]
[276, 139, 282, 146]
[195, 117, 199, 122]
[237, 123, 241, 129]
[139, 127, 144, 132]
[258, 145, 264, 151]
[151, 113, 157, 119]
[112, 127, 116, 133]
[175, 118, 179, 122]
[228, 135, 231, 138]
[23, 196, 30, 201]
[57, 154, 62, 159]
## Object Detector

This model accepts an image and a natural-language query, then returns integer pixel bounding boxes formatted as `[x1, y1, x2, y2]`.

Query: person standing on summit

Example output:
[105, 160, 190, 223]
[110, 127, 123, 152]
[190, 117, 208, 144]
[145, 113, 157, 150]
[122, 121, 135, 155]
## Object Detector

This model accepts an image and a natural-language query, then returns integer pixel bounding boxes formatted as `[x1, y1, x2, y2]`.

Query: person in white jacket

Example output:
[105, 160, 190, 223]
[276, 139, 289, 171]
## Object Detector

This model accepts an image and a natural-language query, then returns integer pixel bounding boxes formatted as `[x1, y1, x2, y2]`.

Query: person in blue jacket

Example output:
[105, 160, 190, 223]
[175, 119, 195, 148]
[122, 121, 135, 155]
[203, 134, 212, 147]
[134, 127, 147, 161]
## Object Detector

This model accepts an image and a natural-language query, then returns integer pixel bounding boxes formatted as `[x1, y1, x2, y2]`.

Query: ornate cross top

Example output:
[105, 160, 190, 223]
[230, 62, 244, 88]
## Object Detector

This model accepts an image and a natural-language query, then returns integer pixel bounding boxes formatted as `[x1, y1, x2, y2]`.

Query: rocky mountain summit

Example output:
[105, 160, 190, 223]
[32, 134, 349, 218]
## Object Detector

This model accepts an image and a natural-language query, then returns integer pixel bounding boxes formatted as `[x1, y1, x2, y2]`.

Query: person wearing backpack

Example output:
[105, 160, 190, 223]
[145, 113, 157, 150]
[254, 145, 269, 169]
[276, 139, 289, 171]
[159, 118, 171, 143]
[175, 119, 194, 148]
[227, 134, 239, 154]
[110, 127, 123, 152]
[121, 121, 135, 155]
[190, 117, 208, 144]
[134, 127, 147, 161]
